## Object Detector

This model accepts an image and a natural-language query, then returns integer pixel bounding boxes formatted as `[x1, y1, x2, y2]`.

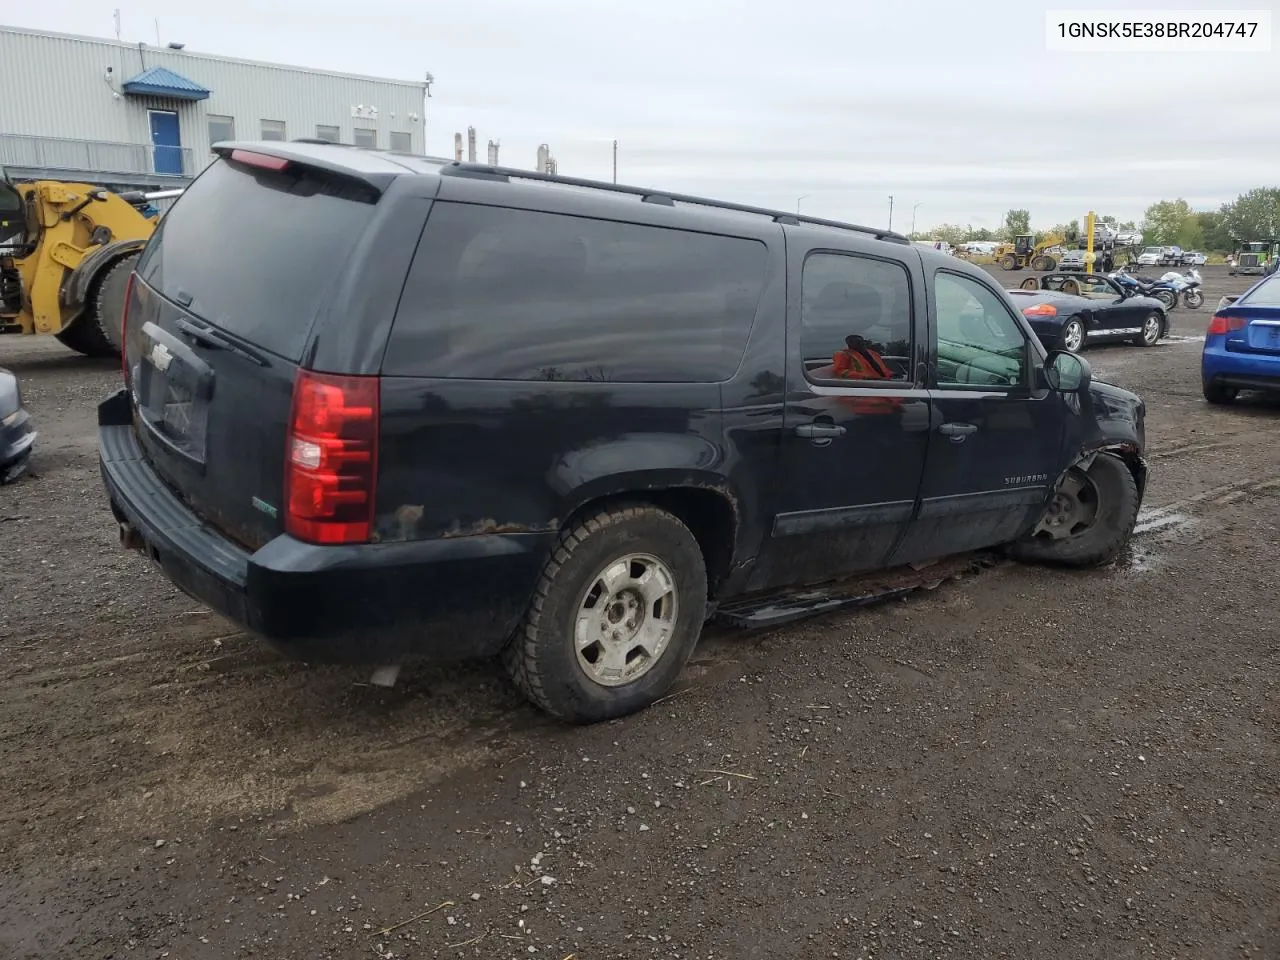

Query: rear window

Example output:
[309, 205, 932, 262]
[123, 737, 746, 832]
[135, 157, 378, 361]
[1241, 275, 1280, 307]
[383, 202, 768, 382]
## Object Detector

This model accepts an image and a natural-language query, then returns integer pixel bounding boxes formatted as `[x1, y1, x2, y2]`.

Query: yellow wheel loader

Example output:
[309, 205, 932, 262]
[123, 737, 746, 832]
[0, 176, 180, 357]
[994, 232, 1072, 272]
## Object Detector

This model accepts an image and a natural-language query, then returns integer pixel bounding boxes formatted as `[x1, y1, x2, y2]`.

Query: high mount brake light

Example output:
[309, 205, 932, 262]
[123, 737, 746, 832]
[1022, 303, 1058, 317]
[229, 149, 290, 172]
[1207, 313, 1245, 336]
[284, 370, 380, 545]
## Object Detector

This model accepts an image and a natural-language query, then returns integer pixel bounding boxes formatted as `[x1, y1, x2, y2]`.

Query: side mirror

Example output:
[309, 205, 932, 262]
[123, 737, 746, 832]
[1045, 350, 1091, 393]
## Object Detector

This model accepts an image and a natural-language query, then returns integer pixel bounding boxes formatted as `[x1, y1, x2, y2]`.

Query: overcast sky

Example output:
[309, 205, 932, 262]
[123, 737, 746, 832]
[15, 1, 1277, 232]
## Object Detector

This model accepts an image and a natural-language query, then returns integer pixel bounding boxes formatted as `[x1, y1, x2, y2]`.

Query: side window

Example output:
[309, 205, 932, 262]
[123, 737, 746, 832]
[207, 115, 234, 149]
[800, 252, 914, 385]
[934, 272, 1030, 389]
[385, 203, 768, 382]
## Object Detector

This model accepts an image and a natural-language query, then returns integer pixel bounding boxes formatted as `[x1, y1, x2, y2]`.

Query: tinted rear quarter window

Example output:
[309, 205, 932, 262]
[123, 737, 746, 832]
[384, 203, 768, 382]
[136, 158, 378, 361]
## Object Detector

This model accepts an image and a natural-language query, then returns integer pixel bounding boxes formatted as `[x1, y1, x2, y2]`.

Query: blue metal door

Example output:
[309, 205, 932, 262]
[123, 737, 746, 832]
[148, 110, 182, 175]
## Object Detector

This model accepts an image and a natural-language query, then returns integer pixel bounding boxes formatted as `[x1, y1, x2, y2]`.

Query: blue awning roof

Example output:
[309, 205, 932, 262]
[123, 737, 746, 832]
[121, 66, 210, 101]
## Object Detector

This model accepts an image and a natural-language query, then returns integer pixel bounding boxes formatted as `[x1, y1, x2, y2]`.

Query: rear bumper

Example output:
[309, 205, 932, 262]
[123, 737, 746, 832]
[97, 389, 553, 664]
[1202, 343, 1280, 393]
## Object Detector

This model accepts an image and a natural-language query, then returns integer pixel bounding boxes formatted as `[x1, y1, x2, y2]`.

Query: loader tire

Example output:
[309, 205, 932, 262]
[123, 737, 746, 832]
[55, 314, 117, 358]
[93, 253, 139, 352]
[55, 253, 137, 358]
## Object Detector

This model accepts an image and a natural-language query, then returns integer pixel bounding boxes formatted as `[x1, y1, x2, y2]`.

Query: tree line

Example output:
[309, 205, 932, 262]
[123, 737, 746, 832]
[909, 187, 1280, 252]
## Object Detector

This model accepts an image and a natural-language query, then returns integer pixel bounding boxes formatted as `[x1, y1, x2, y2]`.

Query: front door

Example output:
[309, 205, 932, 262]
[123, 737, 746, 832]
[148, 110, 182, 176]
[751, 244, 931, 590]
[1074, 273, 1148, 340]
[889, 267, 1066, 565]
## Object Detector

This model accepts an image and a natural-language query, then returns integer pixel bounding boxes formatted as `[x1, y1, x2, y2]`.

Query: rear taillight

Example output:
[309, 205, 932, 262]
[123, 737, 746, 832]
[120, 271, 136, 380]
[284, 370, 380, 545]
[1207, 313, 1245, 336]
[1022, 303, 1058, 317]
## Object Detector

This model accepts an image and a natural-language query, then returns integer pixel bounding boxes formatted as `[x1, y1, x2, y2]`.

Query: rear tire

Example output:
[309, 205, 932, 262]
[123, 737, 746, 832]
[502, 504, 708, 724]
[1009, 454, 1140, 569]
[1202, 380, 1238, 405]
[54, 314, 116, 358]
[92, 253, 138, 352]
[52, 253, 137, 358]
[1135, 311, 1163, 347]
[1059, 318, 1086, 353]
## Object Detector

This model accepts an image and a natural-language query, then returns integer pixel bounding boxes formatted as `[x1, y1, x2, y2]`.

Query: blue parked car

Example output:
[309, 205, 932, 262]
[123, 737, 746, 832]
[1202, 273, 1280, 404]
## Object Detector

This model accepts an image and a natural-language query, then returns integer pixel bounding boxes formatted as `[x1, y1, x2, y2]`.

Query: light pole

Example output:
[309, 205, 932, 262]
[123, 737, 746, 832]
[612, 139, 617, 183]
[422, 71, 434, 156]
[888, 195, 895, 232]
[911, 202, 922, 237]
[796, 194, 810, 214]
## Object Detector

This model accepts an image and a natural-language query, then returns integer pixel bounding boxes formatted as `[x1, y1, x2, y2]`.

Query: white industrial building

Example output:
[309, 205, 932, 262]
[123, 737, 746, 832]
[0, 25, 431, 190]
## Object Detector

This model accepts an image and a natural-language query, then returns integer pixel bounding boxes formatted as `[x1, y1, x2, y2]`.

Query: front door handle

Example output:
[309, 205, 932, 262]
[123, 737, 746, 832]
[938, 422, 977, 442]
[794, 422, 847, 439]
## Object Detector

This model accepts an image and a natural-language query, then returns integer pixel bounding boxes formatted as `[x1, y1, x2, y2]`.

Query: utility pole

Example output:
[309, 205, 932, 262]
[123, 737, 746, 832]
[612, 139, 618, 184]
[422, 71, 434, 156]
[888, 195, 895, 232]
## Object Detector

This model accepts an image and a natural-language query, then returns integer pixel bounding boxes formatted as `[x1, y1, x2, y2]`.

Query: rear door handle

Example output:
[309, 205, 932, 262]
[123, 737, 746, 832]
[794, 422, 847, 438]
[938, 422, 977, 442]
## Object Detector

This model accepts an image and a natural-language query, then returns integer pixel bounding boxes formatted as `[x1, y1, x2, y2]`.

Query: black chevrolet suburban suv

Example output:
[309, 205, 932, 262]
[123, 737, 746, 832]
[100, 142, 1148, 724]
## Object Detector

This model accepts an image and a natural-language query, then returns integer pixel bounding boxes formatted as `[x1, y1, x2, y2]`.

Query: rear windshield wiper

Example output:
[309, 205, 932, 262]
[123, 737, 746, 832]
[173, 316, 269, 367]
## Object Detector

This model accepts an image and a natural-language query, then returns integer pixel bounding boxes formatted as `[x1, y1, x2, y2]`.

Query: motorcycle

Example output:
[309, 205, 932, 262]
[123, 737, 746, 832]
[1110, 264, 1179, 311]
[1158, 267, 1204, 309]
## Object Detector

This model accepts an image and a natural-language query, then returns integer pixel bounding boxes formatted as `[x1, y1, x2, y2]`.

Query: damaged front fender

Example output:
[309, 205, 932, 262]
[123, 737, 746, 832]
[1053, 376, 1149, 504]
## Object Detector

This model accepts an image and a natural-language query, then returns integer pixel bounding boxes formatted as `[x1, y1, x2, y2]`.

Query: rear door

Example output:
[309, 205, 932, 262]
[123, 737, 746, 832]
[124, 152, 385, 550]
[889, 267, 1066, 564]
[750, 235, 931, 588]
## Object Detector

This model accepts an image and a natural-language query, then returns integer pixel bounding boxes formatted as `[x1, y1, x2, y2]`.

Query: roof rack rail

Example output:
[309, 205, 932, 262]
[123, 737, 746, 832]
[437, 162, 910, 245]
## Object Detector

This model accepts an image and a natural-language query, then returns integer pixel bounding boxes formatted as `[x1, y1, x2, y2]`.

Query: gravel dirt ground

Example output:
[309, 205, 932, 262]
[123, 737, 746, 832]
[1, 264, 1276, 960]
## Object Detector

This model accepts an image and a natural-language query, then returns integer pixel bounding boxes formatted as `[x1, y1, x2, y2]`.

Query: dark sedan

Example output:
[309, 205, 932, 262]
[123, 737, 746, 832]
[1006, 272, 1169, 353]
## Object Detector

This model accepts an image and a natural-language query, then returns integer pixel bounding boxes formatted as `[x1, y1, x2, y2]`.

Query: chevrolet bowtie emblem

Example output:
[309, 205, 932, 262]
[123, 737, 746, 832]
[149, 342, 173, 373]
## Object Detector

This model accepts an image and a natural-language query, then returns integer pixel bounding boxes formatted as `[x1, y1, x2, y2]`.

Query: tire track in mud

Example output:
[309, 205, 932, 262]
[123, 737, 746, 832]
[1134, 475, 1280, 536]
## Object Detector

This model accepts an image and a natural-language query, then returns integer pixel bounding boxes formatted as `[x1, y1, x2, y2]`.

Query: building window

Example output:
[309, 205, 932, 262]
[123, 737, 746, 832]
[353, 127, 376, 149]
[389, 131, 412, 153]
[315, 124, 340, 143]
[208, 115, 234, 149]
[260, 119, 286, 141]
